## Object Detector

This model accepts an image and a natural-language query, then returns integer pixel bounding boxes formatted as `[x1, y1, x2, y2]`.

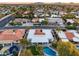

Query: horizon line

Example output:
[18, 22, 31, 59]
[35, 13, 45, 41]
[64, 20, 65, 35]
[1, 2, 79, 4]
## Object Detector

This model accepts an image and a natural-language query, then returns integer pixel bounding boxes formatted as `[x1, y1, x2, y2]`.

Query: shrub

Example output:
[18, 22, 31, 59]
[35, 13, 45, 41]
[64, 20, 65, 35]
[66, 24, 76, 29]
[41, 20, 48, 25]
[62, 14, 76, 20]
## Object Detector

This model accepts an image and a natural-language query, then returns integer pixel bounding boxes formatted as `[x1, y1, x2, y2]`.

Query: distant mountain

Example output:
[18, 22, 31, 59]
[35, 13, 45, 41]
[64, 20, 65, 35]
[32, 2, 45, 5]
[0, 2, 79, 5]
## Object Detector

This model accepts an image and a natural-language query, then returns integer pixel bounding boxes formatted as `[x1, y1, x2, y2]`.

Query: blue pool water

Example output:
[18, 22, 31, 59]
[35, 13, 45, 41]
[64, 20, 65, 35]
[43, 47, 57, 56]
[76, 45, 79, 49]
[0, 45, 20, 56]
[9, 45, 19, 54]
[7, 45, 19, 56]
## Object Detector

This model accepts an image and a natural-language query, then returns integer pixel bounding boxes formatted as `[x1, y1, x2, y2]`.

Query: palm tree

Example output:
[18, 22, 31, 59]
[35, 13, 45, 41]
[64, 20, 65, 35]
[36, 45, 43, 55]
[20, 38, 29, 48]
[57, 41, 79, 56]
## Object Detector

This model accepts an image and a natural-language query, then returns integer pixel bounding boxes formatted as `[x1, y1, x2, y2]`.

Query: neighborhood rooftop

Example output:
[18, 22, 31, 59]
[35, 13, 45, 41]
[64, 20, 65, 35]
[0, 29, 25, 43]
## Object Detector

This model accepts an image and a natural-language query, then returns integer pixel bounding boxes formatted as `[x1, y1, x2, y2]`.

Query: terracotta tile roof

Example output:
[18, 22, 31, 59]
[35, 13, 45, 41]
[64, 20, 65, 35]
[0, 29, 25, 41]
[32, 18, 39, 23]
[34, 29, 45, 35]
[65, 32, 74, 40]
[23, 11, 31, 14]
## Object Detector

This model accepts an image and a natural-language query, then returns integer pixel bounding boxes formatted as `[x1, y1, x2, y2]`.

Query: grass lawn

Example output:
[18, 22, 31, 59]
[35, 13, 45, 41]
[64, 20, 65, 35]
[20, 48, 33, 56]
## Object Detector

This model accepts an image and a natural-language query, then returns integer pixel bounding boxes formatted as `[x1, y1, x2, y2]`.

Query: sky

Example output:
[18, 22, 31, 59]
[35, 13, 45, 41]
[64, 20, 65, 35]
[0, 0, 79, 3]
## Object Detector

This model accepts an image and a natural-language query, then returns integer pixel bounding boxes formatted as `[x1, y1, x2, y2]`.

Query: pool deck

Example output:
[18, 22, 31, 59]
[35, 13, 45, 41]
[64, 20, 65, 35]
[0, 46, 11, 55]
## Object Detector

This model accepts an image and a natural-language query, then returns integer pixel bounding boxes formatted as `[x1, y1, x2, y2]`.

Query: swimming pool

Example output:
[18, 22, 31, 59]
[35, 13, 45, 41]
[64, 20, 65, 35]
[76, 45, 79, 49]
[0, 44, 20, 56]
[8, 45, 20, 56]
[43, 47, 58, 56]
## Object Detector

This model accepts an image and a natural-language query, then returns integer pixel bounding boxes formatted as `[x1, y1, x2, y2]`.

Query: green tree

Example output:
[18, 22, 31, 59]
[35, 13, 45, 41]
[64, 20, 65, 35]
[62, 14, 76, 20]
[66, 8, 74, 13]
[20, 38, 29, 48]
[11, 7, 17, 13]
[41, 20, 48, 25]
[66, 24, 76, 30]
[57, 41, 79, 56]
[36, 45, 43, 55]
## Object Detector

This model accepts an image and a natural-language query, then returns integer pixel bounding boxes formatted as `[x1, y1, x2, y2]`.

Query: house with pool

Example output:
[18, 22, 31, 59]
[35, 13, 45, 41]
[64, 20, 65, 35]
[0, 29, 25, 46]
[27, 29, 54, 44]
[0, 29, 25, 56]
